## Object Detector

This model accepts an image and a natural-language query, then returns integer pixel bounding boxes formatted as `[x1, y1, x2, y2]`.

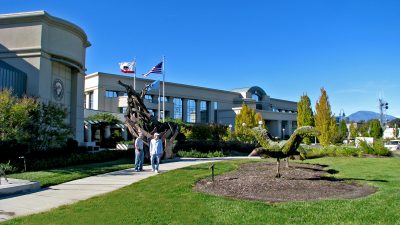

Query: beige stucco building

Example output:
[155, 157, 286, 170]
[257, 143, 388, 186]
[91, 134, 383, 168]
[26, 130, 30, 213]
[0, 11, 90, 142]
[84, 72, 298, 139]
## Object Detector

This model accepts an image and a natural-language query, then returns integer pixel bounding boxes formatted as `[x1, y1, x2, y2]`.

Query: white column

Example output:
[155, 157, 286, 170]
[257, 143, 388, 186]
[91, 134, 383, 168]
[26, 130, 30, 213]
[208, 101, 214, 123]
[277, 120, 282, 139]
[70, 71, 84, 143]
[288, 120, 293, 135]
[182, 98, 188, 122]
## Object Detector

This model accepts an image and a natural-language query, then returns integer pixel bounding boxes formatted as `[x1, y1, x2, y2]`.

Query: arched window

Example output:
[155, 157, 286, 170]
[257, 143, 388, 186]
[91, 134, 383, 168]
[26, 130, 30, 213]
[252, 94, 260, 102]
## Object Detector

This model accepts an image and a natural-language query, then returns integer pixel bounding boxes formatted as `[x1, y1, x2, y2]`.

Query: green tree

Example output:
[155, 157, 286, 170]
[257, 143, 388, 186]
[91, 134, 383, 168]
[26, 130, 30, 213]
[26, 101, 72, 151]
[0, 90, 71, 151]
[349, 123, 357, 139]
[297, 94, 314, 144]
[314, 88, 335, 146]
[338, 120, 348, 142]
[369, 119, 383, 139]
[329, 116, 339, 143]
[357, 121, 370, 137]
[235, 103, 257, 130]
[0, 90, 38, 141]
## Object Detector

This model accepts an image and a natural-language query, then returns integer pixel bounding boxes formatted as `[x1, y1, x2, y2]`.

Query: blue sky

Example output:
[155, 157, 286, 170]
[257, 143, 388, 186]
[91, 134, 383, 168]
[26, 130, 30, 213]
[2, 0, 400, 117]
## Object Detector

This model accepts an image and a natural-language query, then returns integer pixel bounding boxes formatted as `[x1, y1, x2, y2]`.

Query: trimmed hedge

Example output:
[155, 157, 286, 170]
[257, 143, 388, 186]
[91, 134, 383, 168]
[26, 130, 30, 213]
[1, 139, 135, 172]
[174, 140, 256, 154]
[303, 142, 391, 159]
[25, 150, 134, 171]
[176, 150, 225, 158]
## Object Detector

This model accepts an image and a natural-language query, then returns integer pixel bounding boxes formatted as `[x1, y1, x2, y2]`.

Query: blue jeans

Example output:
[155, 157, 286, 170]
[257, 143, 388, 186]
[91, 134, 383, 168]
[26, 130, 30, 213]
[151, 154, 161, 171]
[134, 150, 144, 171]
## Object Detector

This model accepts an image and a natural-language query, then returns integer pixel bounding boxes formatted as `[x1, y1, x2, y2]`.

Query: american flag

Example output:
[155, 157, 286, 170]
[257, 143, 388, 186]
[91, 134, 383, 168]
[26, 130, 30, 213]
[143, 62, 163, 77]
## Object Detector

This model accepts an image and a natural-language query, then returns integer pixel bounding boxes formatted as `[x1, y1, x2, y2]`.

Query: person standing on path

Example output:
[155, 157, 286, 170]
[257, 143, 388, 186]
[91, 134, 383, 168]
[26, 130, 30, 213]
[134, 133, 144, 172]
[150, 132, 163, 173]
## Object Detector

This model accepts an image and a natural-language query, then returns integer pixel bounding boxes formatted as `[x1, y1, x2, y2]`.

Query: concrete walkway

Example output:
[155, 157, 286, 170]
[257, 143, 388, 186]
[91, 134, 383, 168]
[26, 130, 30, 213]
[0, 157, 251, 222]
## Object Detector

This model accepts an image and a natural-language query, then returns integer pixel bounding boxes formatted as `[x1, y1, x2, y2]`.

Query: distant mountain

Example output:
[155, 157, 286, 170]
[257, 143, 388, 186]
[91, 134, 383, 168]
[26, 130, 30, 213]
[347, 111, 397, 122]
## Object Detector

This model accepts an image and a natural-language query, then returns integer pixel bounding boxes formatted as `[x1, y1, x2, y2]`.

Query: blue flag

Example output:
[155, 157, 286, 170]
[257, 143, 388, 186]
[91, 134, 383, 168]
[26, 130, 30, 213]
[147, 80, 160, 91]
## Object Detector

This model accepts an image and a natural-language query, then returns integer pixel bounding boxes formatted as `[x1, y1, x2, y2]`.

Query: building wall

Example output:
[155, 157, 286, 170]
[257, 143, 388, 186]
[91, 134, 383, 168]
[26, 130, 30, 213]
[84, 73, 299, 136]
[0, 11, 89, 142]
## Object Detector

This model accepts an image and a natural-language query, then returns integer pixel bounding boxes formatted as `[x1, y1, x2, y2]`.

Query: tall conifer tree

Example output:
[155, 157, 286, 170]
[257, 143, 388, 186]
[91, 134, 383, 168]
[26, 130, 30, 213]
[297, 94, 314, 144]
[350, 123, 358, 139]
[338, 119, 348, 142]
[235, 103, 257, 130]
[315, 88, 334, 146]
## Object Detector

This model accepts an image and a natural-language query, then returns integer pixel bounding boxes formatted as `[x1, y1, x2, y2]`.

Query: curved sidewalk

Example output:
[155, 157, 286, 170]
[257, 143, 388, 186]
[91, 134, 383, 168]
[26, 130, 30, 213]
[0, 157, 253, 222]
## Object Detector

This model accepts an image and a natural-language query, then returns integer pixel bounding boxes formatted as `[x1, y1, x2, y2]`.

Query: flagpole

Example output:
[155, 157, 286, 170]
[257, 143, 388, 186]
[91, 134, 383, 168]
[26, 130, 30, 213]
[133, 58, 136, 91]
[162, 56, 165, 123]
[158, 82, 161, 121]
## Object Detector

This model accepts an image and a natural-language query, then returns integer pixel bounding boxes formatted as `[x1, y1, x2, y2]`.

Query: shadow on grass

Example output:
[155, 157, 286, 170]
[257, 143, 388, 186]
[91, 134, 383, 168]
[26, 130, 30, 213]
[342, 178, 388, 183]
[180, 167, 210, 171]
[305, 176, 388, 183]
[326, 169, 339, 174]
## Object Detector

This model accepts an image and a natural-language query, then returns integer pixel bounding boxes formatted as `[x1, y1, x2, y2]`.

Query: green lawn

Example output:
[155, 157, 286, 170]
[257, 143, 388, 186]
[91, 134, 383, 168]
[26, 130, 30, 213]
[3, 157, 400, 225]
[8, 159, 134, 187]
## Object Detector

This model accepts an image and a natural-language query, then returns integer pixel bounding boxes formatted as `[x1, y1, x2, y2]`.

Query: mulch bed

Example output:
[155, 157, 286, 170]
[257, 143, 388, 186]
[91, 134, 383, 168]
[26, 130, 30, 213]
[194, 162, 377, 203]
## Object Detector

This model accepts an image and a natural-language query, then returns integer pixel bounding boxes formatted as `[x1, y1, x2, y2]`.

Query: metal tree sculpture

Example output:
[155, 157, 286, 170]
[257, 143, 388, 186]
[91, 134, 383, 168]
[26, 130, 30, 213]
[249, 126, 320, 177]
[118, 80, 179, 158]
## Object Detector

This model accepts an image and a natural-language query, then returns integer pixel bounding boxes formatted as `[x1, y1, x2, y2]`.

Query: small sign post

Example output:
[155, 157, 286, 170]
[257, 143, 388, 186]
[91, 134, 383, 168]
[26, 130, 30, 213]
[209, 163, 215, 182]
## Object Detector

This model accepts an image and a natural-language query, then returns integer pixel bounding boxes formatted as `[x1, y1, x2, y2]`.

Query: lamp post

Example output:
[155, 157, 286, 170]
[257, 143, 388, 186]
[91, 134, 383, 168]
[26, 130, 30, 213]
[282, 128, 285, 140]
[242, 122, 246, 127]
[258, 120, 263, 128]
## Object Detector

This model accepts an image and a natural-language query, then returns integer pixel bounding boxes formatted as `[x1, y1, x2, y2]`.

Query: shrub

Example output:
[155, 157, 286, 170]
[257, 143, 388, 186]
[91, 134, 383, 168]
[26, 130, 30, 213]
[234, 127, 257, 144]
[0, 161, 17, 174]
[176, 149, 225, 158]
[174, 140, 256, 154]
[372, 139, 391, 156]
[180, 123, 228, 141]
[25, 149, 134, 171]
[303, 140, 390, 159]
[303, 145, 362, 159]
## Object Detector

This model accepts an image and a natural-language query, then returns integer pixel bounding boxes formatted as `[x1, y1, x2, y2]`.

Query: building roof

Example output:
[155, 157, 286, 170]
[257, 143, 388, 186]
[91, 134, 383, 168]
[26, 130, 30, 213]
[0, 11, 90, 47]
[231, 86, 267, 96]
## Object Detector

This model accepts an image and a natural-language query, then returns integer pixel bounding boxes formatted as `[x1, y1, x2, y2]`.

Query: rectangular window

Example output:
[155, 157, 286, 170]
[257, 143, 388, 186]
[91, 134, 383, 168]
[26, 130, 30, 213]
[119, 107, 127, 114]
[214, 102, 218, 122]
[89, 91, 94, 109]
[158, 96, 168, 102]
[200, 101, 208, 123]
[145, 95, 153, 103]
[187, 99, 196, 123]
[173, 98, 182, 120]
[105, 90, 118, 98]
